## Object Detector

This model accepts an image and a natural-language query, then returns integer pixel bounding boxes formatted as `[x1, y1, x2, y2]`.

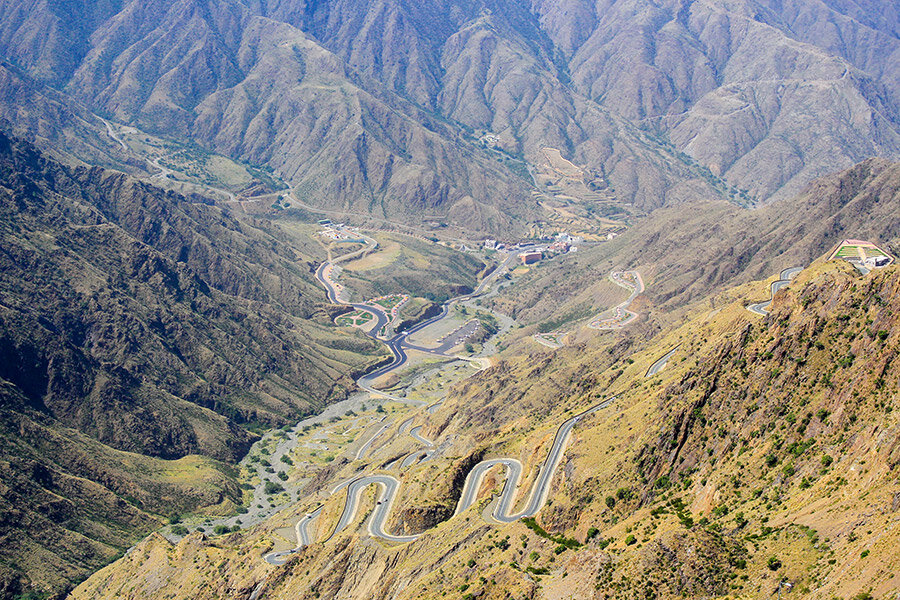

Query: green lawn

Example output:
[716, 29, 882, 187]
[835, 246, 861, 258]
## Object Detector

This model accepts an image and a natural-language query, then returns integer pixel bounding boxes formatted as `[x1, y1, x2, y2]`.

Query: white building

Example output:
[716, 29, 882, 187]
[865, 255, 891, 268]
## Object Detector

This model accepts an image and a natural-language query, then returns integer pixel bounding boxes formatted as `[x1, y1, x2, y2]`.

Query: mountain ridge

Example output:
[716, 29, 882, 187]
[2, 0, 896, 233]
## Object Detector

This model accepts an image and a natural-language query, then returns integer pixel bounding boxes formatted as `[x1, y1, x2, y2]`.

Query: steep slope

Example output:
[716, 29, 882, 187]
[1, 0, 895, 230]
[254, 0, 900, 205]
[69, 257, 900, 600]
[61, 0, 542, 234]
[0, 62, 140, 172]
[0, 131, 386, 457]
[0, 382, 240, 599]
[0, 0, 123, 87]
[245, 0, 733, 213]
[539, 0, 900, 202]
[0, 132, 386, 596]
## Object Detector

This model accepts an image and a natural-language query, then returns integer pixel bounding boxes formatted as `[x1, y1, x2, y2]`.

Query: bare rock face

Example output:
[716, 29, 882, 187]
[3, 0, 896, 232]
[395, 504, 453, 535]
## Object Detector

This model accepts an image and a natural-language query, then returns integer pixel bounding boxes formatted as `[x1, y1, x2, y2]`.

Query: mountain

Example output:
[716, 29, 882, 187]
[1, 0, 896, 233]
[486, 157, 900, 330]
[69, 251, 900, 600]
[0, 2, 898, 598]
[0, 132, 388, 596]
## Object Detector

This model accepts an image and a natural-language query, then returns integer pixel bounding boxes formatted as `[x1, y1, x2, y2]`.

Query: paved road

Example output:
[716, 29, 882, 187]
[262, 506, 323, 566]
[355, 420, 389, 460]
[455, 397, 613, 522]
[409, 426, 434, 447]
[399, 450, 428, 469]
[589, 270, 644, 330]
[532, 333, 564, 349]
[98, 116, 129, 152]
[257, 242, 541, 553]
[326, 476, 419, 543]
[318, 397, 615, 546]
[645, 344, 681, 377]
[746, 267, 803, 316]
[317, 243, 531, 391]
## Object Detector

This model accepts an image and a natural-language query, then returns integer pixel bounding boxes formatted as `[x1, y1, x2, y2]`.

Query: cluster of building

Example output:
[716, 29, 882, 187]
[505, 232, 583, 265]
[317, 220, 367, 243]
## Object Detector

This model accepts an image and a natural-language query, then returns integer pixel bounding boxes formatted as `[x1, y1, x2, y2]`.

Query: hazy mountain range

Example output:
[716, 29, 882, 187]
[0, 0, 897, 232]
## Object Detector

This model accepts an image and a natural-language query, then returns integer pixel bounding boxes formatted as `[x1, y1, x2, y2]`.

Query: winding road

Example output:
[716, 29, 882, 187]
[456, 398, 613, 523]
[589, 270, 644, 330]
[263, 266, 803, 558]
[317, 239, 532, 396]
[646, 344, 681, 377]
[261, 243, 613, 557]
[263, 507, 323, 565]
[746, 267, 803, 316]
[319, 397, 614, 545]
[533, 269, 644, 347]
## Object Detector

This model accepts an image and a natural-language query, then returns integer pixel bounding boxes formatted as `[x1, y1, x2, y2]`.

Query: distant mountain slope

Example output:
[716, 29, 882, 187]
[0, 0, 894, 233]
[7, 0, 895, 233]
[254, 0, 900, 204]
[537, 0, 900, 202]
[488, 157, 900, 327]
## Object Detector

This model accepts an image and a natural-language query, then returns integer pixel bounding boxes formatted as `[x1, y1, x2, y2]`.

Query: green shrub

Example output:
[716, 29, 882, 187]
[264, 481, 284, 494]
[521, 517, 581, 548]
[625, 534, 636, 545]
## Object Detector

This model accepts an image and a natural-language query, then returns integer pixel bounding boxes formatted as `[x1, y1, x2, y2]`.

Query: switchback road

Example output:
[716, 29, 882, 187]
[746, 267, 803, 316]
